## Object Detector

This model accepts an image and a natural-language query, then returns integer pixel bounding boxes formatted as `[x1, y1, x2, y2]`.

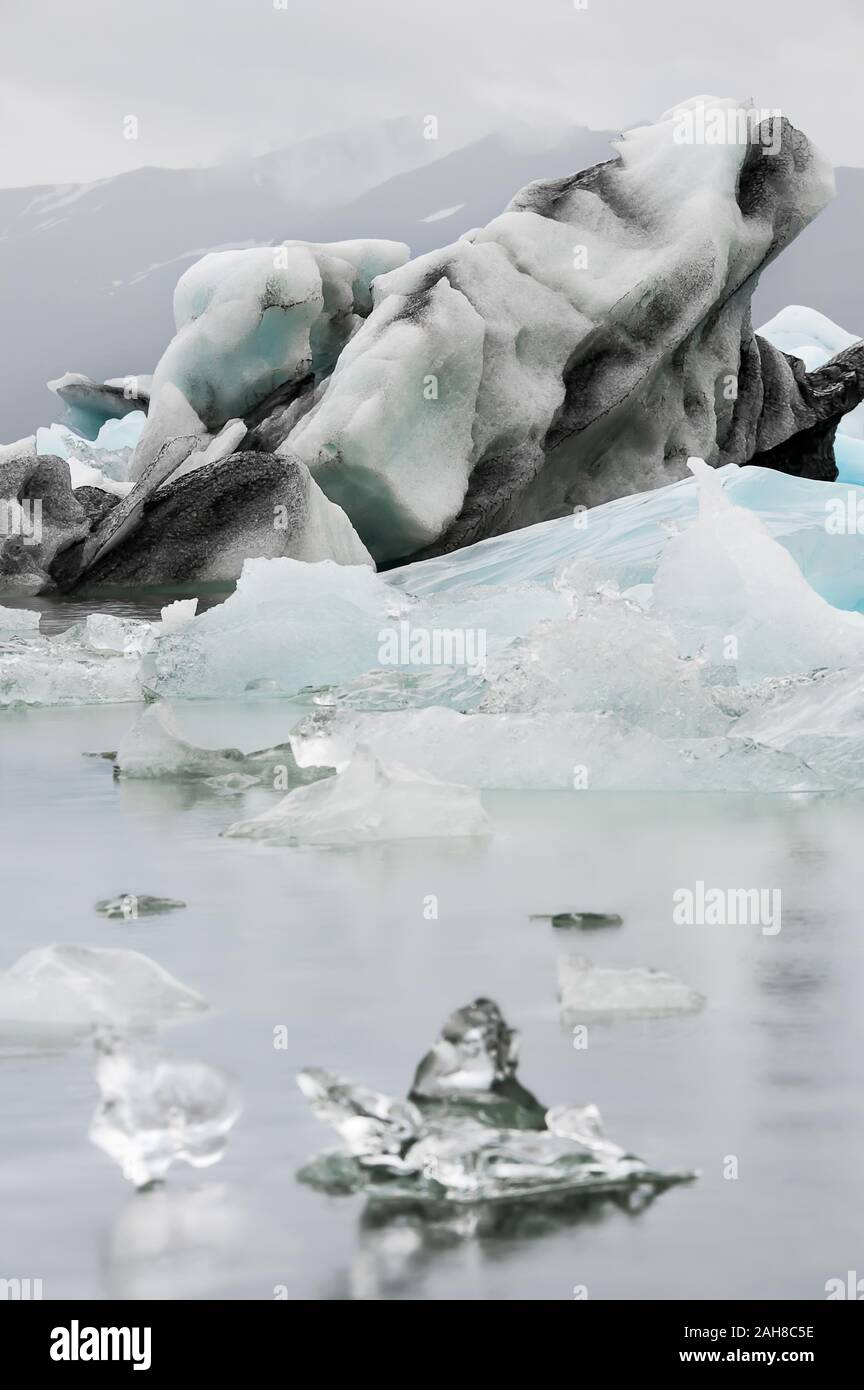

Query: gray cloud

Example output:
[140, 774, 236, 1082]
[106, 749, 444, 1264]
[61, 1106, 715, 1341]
[1, 0, 861, 186]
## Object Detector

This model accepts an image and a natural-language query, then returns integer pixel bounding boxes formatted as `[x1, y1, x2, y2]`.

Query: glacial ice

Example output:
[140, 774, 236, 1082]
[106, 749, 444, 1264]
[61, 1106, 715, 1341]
[279, 99, 836, 562]
[758, 305, 864, 444]
[223, 745, 489, 846]
[36, 411, 146, 493]
[89, 1033, 241, 1187]
[298, 999, 693, 1202]
[0, 945, 206, 1047]
[132, 240, 409, 482]
[151, 556, 562, 699]
[652, 459, 864, 680]
[0, 604, 39, 636]
[558, 955, 705, 1020]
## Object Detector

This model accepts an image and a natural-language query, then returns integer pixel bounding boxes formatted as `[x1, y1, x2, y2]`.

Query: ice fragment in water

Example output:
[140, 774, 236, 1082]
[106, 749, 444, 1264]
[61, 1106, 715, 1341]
[89, 1033, 241, 1187]
[114, 700, 329, 788]
[0, 605, 40, 636]
[531, 912, 623, 929]
[298, 998, 694, 1202]
[95, 893, 187, 919]
[223, 745, 489, 845]
[0, 945, 206, 1047]
[558, 955, 705, 1019]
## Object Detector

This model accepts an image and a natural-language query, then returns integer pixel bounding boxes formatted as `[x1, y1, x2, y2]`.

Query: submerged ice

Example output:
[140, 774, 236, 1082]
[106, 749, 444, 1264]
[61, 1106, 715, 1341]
[89, 1033, 241, 1187]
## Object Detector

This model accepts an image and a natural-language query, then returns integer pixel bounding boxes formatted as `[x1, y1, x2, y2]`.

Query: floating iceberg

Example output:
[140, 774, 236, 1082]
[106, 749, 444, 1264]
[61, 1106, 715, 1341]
[0, 945, 207, 1048]
[223, 745, 489, 846]
[114, 700, 330, 789]
[89, 1033, 241, 1187]
[558, 955, 705, 1020]
[95, 893, 187, 920]
[0, 604, 39, 636]
[298, 999, 693, 1203]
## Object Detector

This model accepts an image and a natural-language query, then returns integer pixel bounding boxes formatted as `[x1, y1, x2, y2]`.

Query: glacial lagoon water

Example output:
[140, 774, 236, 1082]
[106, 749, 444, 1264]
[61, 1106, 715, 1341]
[2, 652, 863, 1300]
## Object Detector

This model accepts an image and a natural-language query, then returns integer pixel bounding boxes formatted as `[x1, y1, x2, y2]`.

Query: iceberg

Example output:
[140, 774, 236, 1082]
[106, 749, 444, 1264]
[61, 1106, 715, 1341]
[89, 1033, 241, 1187]
[558, 955, 705, 1020]
[114, 700, 330, 788]
[298, 999, 694, 1203]
[223, 745, 490, 845]
[0, 945, 207, 1048]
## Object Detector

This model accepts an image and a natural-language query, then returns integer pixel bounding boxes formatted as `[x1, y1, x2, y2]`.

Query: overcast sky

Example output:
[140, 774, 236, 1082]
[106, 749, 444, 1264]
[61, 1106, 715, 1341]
[1, 0, 861, 187]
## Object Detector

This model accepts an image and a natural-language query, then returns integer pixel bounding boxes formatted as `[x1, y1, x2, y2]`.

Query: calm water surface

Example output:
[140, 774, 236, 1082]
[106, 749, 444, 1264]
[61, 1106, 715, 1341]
[1, 600, 862, 1300]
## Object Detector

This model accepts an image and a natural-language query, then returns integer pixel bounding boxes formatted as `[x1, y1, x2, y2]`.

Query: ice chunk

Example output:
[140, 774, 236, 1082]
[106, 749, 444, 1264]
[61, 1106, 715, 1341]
[36, 411, 146, 491]
[95, 893, 187, 919]
[558, 955, 705, 1019]
[757, 305, 864, 441]
[653, 458, 864, 680]
[0, 945, 206, 1047]
[0, 605, 39, 636]
[0, 631, 144, 707]
[223, 745, 489, 846]
[411, 998, 520, 1100]
[297, 1069, 423, 1161]
[83, 612, 155, 657]
[114, 700, 328, 789]
[89, 1034, 241, 1187]
[151, 555, 561, 701]
[133, 240, 409, 480]
[158, 599, 198, 633]
[297, 997, 694, 1203]
[531, 912, 623, 929]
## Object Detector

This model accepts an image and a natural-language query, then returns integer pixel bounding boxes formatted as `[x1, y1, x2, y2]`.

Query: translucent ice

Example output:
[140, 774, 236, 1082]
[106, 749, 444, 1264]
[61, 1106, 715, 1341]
[0, 945, 206, 1047]
[223, 745, 489, 845]
[89, 1034, 241, 1187]
[297, 998, 693, 1203]
[114, 700, 329, 789]
[557, 955, 705, 1020]
[0, 605, 39, 636]
[653, 459, 864, 681]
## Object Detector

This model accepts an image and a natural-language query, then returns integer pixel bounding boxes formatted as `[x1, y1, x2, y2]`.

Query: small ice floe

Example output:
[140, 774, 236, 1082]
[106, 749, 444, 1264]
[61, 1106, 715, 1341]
[0, 604, 40, 637]
[531, 911, 623, 929]
[297, 998, 694, 1204]
[114, 700, 328, 790]
[89, 1032, 241, 1188]
[95, 893, 187, 920]
[558, 954, 705, 1020]
[0, 945, 206, 1048]
[223, 745, 490, 846]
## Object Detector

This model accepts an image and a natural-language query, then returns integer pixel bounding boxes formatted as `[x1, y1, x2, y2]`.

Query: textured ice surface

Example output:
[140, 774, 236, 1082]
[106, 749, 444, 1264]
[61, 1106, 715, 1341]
[89, 1034, 241, 1187]
[280, 101, 834, 563]
[0, 605, 39, 636]
[0, 945, 206, 1047]
[114, 700, 329, 789]
[652, 459, 864, 681]
[152, 556, 562, 700]
[224, 745, 489, 845]
[298, 999, 692, 1203]
[36, 411, 145, 493]
[558, 955, 705, 1020]
[133, 240, 409, 480]
[758, 305, 864, 443]
[290, 706, 829, 792]
[386, 464, 864, 616]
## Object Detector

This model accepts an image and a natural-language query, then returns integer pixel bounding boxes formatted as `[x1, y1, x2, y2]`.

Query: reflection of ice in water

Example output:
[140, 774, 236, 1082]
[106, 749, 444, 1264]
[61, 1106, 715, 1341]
[106, 1184, 246, 1300]
[89, 1033, 242, 1187]
[298, 997, 694, 1204]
